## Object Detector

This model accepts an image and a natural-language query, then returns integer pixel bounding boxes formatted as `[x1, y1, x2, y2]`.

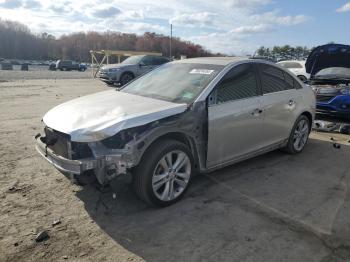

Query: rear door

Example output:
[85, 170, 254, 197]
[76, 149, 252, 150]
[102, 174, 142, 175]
[207, 63, 264, 168]
[257, 63, 302, 146]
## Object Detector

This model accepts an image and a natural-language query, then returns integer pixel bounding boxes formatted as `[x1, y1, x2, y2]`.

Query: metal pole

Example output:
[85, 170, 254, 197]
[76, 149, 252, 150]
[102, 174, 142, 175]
[170, 24, 172, 60]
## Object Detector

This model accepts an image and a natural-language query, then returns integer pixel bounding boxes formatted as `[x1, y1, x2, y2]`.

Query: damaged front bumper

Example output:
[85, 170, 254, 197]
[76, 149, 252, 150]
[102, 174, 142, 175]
[35, 134, 129, 182]
[35, 134, 97, 174]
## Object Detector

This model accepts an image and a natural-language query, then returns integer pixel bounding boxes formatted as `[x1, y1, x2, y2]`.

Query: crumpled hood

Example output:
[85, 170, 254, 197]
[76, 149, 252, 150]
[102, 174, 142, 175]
[43, 90, 187, 142]
[306, 44, 350, 76]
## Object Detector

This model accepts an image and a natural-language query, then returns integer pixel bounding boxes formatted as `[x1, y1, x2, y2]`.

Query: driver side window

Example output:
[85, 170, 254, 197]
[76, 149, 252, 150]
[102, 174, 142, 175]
[213, 63, 259, 104]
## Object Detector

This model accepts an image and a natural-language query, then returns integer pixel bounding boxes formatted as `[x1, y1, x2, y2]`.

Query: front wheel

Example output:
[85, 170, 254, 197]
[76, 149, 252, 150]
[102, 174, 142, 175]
[283, 115, 310, 154]
[120, 73, 134, 86]
[133, 139, 194, 207]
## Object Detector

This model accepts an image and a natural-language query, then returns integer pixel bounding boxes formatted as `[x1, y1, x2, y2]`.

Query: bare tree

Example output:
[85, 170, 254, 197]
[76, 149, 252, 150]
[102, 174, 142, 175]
[0, 19, 217, 61]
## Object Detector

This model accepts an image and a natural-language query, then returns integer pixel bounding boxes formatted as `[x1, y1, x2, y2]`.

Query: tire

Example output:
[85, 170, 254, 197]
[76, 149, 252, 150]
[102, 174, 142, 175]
[133, 139, 194, 207]
[297, 75, 307, 82]
[283, 115, 310, 154]
[120, 72, 134, 86]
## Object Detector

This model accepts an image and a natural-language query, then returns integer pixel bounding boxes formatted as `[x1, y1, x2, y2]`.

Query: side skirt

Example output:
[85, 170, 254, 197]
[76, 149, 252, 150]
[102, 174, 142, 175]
[201, 139, 288, 174]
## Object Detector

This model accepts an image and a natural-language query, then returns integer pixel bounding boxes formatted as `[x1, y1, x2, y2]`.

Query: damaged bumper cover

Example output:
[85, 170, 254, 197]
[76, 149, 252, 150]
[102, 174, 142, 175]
[35, 134, 128, 176]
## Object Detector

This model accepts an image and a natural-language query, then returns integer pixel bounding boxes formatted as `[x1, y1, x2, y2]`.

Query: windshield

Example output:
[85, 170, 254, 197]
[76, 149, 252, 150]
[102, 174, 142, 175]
[121, 63, 223, 103]
[121, 55, 143, 65]
[315, 67, 350, 79]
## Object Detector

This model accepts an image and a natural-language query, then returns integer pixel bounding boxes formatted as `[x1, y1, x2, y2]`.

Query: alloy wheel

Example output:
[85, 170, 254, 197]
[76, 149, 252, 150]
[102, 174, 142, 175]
[293, 119, 309, 151]
[152, 150, 191, 201]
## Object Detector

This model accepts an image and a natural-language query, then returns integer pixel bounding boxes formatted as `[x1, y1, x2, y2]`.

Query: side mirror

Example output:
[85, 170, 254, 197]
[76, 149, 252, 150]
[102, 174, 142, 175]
[139, 61, 146, 67]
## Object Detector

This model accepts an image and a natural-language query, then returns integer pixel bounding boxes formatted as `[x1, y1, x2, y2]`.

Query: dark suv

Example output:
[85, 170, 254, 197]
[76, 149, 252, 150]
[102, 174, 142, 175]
[56, 60, 87, 71]
[99, 55, 170, 86]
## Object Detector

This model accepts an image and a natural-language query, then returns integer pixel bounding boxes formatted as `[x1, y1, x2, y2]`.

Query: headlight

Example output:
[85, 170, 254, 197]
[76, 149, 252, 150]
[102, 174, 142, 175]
[109, 68, 120, 72]
[340, 88, 350, 95]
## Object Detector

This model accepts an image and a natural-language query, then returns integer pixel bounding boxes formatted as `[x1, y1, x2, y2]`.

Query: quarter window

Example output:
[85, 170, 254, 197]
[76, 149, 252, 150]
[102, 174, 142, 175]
[283, 72, 295, 89]
[215, 64, 259, 104]
[294, 80, 303, 89]
[260, 64, 289, 94]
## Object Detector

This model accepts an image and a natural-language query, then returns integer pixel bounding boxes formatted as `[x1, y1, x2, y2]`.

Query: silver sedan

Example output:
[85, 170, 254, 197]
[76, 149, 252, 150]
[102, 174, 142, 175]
[35, 57, 316, 207]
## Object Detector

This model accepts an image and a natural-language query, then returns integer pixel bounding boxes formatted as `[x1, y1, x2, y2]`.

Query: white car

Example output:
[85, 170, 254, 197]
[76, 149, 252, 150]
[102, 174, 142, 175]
[277, 60, 309, 82]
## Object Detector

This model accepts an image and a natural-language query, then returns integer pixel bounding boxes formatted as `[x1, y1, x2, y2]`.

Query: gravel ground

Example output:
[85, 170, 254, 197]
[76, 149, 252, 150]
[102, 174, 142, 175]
[0, 74, 350, 262]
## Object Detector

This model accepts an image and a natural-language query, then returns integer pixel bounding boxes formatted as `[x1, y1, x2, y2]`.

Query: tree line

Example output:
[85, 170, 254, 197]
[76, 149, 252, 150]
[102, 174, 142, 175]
[0, 19, 216, 62]
[254, 45, 313, 62]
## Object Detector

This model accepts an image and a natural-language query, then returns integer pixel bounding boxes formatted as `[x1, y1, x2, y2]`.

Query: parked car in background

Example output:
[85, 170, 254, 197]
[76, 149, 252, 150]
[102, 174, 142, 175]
[0, 61, 13, 70]
[49, 62, 57, 71]
[306, 44, 350, 119]
[98, 55, 170, 86]
[55, 60, 87, 71]
[277, 60, 309, 82]
[35, 57, 315, 207]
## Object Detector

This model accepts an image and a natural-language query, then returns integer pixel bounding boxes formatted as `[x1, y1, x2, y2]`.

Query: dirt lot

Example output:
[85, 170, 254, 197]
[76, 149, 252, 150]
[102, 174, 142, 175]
[0, 72, 350, 262]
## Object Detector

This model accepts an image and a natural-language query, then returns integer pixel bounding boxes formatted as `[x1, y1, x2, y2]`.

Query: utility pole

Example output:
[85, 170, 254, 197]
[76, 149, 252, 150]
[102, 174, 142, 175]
[170, 24, 172, 60]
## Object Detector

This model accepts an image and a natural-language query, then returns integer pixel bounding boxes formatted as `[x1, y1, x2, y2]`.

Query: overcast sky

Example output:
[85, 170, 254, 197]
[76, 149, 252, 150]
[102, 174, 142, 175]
[0, 0, 350, 55]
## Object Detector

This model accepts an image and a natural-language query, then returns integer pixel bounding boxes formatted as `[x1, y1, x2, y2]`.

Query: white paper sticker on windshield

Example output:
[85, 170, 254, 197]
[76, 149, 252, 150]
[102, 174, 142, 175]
[189, 69, 214, 75]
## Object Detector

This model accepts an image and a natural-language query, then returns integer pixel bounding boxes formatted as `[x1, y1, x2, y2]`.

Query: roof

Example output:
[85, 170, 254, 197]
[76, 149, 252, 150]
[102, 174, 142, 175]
[174, 56, 249, 66]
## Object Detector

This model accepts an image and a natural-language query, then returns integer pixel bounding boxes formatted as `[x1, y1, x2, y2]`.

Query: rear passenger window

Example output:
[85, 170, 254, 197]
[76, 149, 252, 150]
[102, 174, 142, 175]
[260, 64, 288, 94]
[215, 64, 259, 104]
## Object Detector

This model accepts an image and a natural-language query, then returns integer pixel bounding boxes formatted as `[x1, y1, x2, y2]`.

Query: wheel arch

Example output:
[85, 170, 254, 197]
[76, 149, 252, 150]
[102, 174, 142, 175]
[300, 111, 313, 132]
[137, 132, 200, 171]
[121, 71, 135, 78]
[297, 75, 307, 81]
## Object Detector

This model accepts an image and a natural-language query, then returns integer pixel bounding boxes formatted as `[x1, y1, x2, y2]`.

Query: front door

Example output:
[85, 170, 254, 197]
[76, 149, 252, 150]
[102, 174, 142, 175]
[207, 63, 264, 168]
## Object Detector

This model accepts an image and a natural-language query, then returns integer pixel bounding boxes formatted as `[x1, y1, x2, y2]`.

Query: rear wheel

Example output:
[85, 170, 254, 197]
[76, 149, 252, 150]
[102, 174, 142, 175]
[133, 139, 194, 207]
[284, 115, 310, 154]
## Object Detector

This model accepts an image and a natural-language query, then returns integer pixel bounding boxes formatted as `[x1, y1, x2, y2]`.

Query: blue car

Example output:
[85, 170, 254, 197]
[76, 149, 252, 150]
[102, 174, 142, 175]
[306, 44, 350, 119]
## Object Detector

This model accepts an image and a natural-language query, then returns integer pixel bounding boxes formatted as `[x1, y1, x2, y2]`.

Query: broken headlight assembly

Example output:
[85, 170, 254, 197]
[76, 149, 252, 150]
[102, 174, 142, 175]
[101, 124, 151, 149]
